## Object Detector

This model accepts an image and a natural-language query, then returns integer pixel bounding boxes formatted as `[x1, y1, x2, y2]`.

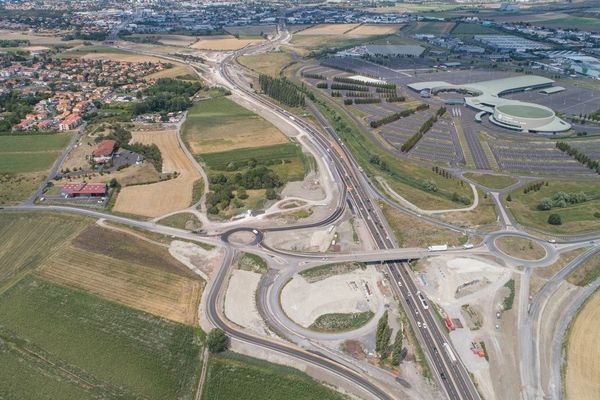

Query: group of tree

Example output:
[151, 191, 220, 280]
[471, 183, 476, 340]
[316, 82, 328, 89]
[369, 154, 389, 172]
[206, 166, 283, 214]
[370, 104, 429, 128]
[103, 125, 163, 171]
[258, 74, 305, 107]
[432, 165, 452, 180]
[537, 191, 588, 211]
[132, 78, 202, 116]
[556, 141, 600, 175]
[207, 329, 229, 353]
[353, 98, 381, 105]
[330, 82, 370, 92]
[345, 91, 373, 98]
[302, 72, 325, 80]
[0, 90, 50, 133]
[386, 96, 406, 103]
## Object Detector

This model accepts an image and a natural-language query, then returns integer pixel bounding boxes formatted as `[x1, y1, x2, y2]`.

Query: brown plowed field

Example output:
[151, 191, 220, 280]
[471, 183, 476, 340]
[565, 290, 600, 400]
[113, 129, 201, 217]
[39, 242, 203, 325]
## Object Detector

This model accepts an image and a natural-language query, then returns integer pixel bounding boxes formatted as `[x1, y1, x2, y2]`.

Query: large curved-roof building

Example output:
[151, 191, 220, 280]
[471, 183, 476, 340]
[408, 75, 571, 134]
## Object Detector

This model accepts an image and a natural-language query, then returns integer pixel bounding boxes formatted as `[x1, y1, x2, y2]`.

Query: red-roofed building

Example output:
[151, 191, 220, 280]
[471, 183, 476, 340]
[61, 183, 107, 198]
[58, 113, 82, 131]
[92, 139, 117, 164]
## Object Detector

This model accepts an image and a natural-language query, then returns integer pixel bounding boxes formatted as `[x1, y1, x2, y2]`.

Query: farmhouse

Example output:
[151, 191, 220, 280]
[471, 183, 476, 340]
[92, 139, 117, 164]
[61, 183, 107, 198]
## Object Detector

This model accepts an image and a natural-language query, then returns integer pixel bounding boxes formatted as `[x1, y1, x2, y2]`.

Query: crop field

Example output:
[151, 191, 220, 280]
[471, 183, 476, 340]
[202, 352, 347, 400]
[0, 134, 71, 174]
[182, 97, 289, 154]
[565, 290, 600, 400]
[348, 24, 402, 35]
[113, 129, 202, 217]
[0, 29, 81, 46]
[39, 225, 204, 325]
[190, 35, 263, 50]
[290, 23, 404, 51]
[507, 181, 600, 234]
[296, 24, 359, 36]
[450, 23, 501, 35]
[0, 172, 45, 205]
[238, 51, 294, 77]
[225, 24, 277, 38]
[539, 16, 600, 31]
[0, 276, 201, 400]
[0, 212, 88, 291]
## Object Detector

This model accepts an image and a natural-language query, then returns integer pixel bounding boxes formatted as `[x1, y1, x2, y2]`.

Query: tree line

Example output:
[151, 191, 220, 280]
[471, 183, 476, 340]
[103, 125, 163, 171]
[401, 107, 446, 153]
[370, 104, 430, 128]
[333, 76, 396, 90]
[556, 141, 600, 174]
[132, 78, 202, 117]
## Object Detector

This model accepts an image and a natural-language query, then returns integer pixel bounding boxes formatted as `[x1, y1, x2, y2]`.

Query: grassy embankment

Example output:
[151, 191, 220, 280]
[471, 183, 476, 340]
[494, 236, 546, 261]
[182, 97, 309, 218]
[0, 134, 72, 204]
[158, 212, 202, 231]
[310, 311, 375, 333]
[463, 172, 518, 190]
[299, 262, 366, 283]
[506, 181, 600, 234]
[202, 351, 348, 400]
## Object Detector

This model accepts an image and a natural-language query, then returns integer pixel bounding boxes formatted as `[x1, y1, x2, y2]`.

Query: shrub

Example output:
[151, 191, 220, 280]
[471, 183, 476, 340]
[548, 214, 562, 225]
[207, 329, 229, 353]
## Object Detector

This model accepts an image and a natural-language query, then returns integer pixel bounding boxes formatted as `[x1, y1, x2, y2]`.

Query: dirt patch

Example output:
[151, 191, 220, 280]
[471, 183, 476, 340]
[227, 231, 257, 245]
[460, 304, 483, 330]
[168, 240, 223, 281]
[495, 236, 546, 261]
[224, 270, 267, 334]
[565, 289, 600, 400]
[190, 35, 263, 50]
[281, 265, 383, 328]
[113, 129, 201, 217]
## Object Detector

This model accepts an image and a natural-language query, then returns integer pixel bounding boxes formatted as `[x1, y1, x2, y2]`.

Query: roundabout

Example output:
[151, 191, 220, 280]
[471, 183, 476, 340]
[485, 231, 557, 267]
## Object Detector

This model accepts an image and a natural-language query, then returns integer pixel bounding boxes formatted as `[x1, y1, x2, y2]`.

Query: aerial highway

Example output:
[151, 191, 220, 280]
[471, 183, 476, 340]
[215, 26, 481, 400]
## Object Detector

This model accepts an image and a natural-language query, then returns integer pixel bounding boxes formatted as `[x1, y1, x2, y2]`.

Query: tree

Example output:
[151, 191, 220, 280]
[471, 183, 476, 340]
[375, 311, 391, 359]
[207, 329, 229, 353]
[548, 214, 562, 225]
[265, 188, 277, 200]
[109, 178, 120, 189]
[506, 194, 512, 202]
[390, 330, 404, 366]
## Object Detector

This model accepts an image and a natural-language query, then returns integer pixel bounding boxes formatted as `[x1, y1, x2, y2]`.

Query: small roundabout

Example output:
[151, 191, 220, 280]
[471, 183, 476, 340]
[486, 231, 556, 267]
[221, 227, 264, 246]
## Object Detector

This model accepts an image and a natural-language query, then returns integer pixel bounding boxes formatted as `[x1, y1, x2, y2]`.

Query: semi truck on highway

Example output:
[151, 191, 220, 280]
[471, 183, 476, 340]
[417, 292, 429, 309]
[428, 245, 448, 252]
[443, 342, 457, 363]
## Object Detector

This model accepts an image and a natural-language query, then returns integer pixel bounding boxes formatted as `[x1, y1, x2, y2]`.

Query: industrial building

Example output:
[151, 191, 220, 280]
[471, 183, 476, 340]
[474, 35, 550, 52]
[408, 75, 571, 134]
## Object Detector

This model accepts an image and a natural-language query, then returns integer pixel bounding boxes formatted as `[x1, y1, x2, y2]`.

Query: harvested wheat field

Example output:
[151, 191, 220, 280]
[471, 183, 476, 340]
[190, 35, 262, 51]
[0, 29, 78, 45]
[565, 290, 600, 400]
[113, 129, 201, 217]
[347, 24, 401, 35]
[296, 24, 359, 35]
[38, 225, 204, 325]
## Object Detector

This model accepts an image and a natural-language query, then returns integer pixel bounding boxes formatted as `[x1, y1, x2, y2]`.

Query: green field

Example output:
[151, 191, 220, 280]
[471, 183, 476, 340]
[507, 181, 600, 233]
[0, 277, 201, 400]
[0, 134, 71, 174]
[451, 23, 501, 35]
[309, 311, 374, 332]
[183, 96, 256, 134]
[199, 143, 306, 180]
[540, 16, 600, 28]
[202, 352, 348, 400]
[0, 212, 88, 291]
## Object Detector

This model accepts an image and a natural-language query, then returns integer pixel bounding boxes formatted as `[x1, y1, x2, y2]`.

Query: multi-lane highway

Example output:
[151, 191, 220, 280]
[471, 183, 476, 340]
[214, 26, 481, 399]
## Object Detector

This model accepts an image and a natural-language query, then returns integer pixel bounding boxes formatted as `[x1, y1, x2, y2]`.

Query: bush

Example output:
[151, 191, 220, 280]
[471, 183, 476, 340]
[548, 214, 562, 225]
[207, 329, 229, 353]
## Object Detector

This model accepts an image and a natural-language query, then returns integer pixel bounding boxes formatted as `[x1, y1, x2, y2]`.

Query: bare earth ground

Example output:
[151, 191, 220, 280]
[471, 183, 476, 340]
[565, 289, 600, 400]
[113, 129, 202, 217]
[168, 240, 223, 281]
[190, 35, 263, 51]
[224, 270, 268, 334]
[78, 51, 194, 78]
[280, 266, 384, 328]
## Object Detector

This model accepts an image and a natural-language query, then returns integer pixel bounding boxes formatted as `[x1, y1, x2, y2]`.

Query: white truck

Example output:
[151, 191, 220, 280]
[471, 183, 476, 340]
[428, 244, 448, 252]
[463, 243, 474, 249]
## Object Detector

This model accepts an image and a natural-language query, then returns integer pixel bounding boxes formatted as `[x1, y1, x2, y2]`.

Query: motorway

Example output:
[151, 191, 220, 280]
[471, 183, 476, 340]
[213, 25, 481, 400]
